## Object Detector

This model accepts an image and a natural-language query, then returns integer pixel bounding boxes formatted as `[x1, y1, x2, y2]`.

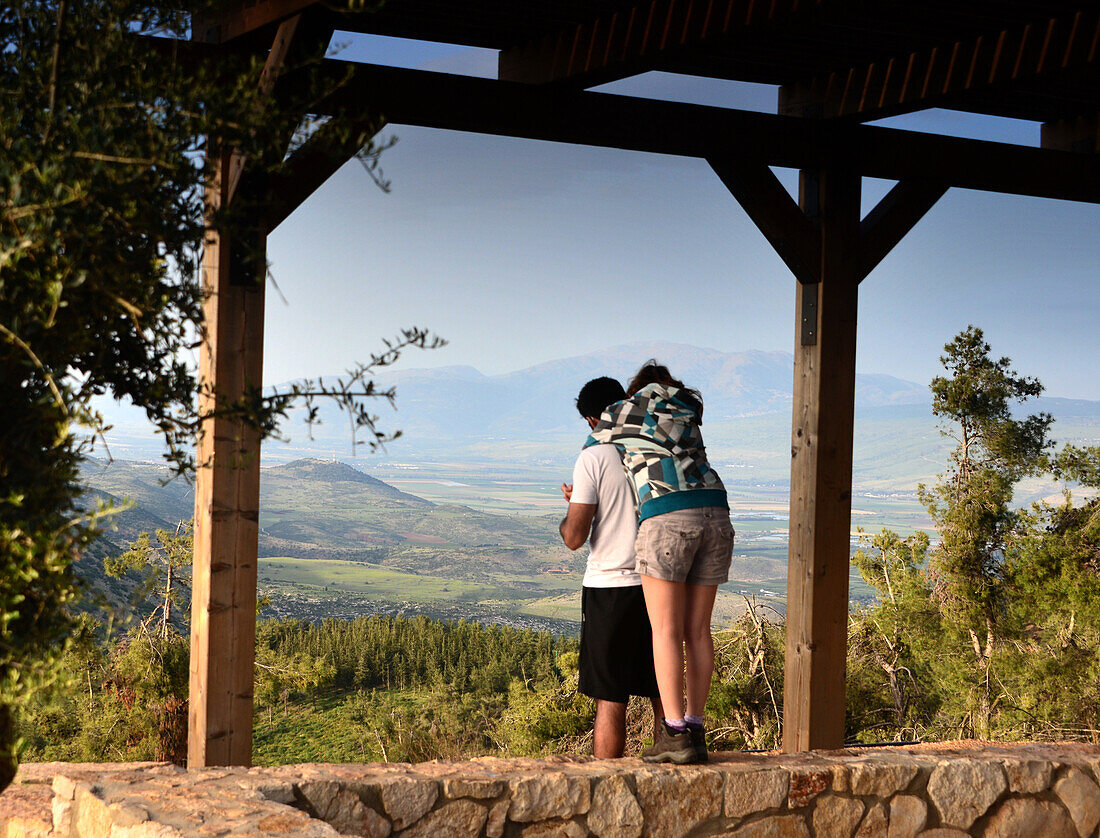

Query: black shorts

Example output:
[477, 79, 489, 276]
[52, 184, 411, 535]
[579, 585, 659, 703]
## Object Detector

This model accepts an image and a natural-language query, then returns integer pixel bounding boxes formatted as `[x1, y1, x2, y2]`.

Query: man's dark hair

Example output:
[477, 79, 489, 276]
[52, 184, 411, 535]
[576, 377, 626, 419]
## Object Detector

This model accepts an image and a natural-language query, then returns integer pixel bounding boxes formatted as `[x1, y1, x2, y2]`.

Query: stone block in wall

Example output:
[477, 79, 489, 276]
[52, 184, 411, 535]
[1053, 766, 1100, 838]
[485, 798, 509, 838]
[846, 760, 920, 798]
[0, 784, 52, 838]
[441, 777, 505, 799]
[634, 766, 723, 838]
[725, 767, 789, 819]
[812, 794, 863, 837]
[297, 780, 391, 838]
[71, 784, 116, 838]
[521, 818, 587, 838]
[1000, 758, 1052, 794]
[508, 771, 590, 822]
[722, 813, 811, 837]
[887, 794, 927, 838]
[378, 777, 438, 830]
[246, 778, 297, 806]
[980, 798, 1076, 837]
[927, 760, 1007, 830]
[398, 799, 487, 838]
[787, 766, 831, 809]
[915, 830, 969, 837]
[588, 774, 643, 838]
[855, 801, 888, 838]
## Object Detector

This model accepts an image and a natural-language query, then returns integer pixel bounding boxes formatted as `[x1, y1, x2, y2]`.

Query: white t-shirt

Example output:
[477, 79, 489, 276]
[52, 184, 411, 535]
[570, 444, 640, 588]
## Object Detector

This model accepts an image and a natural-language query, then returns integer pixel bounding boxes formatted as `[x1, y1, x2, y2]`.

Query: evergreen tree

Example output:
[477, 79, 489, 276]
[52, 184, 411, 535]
[1002, 444, 1100, 739]
[848, 530, 941, 740]
[917, 326, 1052, 737]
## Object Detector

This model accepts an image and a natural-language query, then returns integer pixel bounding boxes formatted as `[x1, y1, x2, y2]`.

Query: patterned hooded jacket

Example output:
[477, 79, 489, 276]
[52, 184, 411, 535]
[583, 383, 728, 522]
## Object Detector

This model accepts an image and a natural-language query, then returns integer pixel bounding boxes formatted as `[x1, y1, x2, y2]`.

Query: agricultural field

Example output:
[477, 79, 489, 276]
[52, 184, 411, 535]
[83, 454, 944, 631]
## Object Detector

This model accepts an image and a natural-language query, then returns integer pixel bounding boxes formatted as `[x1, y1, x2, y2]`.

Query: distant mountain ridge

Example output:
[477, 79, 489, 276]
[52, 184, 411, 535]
[95, 342, 1100, 488]
[265, 342, 933, 449]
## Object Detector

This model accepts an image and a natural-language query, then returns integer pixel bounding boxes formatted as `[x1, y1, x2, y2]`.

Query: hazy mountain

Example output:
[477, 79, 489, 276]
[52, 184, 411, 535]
[256, 342, 933, 463]
[94, 342, 1100, 490]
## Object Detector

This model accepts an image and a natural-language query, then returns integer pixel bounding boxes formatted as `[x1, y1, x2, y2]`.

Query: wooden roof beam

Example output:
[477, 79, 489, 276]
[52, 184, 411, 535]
[309, 61, 1100, 204]
[193, 0, 320, 45]
[707, 155, 820, 285]
[1043, 111, 1100, 153]
[779, 8, 1100, 122]
[498, 0, 830, 88]
[250, 113, 389, 233]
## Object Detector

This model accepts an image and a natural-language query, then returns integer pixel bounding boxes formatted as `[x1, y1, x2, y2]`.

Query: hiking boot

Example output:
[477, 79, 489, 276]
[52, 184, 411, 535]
[686, 723, 708, 763]
[642, 722, 697, 764]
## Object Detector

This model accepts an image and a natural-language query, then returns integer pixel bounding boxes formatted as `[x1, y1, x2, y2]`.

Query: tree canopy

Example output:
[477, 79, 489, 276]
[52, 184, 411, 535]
[0, 0, 437, 787]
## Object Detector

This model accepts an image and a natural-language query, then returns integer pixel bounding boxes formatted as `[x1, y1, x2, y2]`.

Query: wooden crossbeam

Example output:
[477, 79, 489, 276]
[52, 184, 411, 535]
[858, 179, 947, 281]
[499, 0, 827, 87]
[780, 7, 1100, 121]
[1043, 111, 1100, 153]
[252, 113, 389, 233]
[307, 61, 1100, 204]
[193, 0, 318, 45]
[707, 155, 820, 284]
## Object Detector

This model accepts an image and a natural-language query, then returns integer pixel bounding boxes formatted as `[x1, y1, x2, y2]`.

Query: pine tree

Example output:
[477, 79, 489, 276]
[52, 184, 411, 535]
[919, 326, 1052, 737]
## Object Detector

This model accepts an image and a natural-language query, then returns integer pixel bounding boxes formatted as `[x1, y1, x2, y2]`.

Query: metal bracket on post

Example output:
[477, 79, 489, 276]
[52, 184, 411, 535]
[801, 281, 819, 345]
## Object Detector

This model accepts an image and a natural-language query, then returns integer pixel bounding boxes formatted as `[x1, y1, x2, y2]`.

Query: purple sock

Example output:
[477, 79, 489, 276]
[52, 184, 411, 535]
[685, 714, 704, 728]
[664, 718, 687, 731]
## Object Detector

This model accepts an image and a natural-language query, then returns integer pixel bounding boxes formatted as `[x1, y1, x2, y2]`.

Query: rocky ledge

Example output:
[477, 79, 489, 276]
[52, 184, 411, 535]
[2, 742, 1099, 837]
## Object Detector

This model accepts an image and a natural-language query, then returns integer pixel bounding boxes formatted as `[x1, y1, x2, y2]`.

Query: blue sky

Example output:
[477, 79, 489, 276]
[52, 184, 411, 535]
[259, 34, 1100, 400]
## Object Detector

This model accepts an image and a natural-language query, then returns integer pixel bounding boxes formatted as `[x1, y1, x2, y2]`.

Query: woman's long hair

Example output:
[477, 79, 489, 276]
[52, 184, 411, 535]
[626, 360, 703, 407]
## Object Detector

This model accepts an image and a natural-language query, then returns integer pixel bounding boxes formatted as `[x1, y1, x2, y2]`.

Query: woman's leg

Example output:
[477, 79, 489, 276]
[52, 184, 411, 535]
[640, 574, 687, 721]
[683, 583, 719, 717]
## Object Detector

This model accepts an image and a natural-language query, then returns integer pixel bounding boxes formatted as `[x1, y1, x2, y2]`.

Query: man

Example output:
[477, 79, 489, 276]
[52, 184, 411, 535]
[559, 376, 662, 758]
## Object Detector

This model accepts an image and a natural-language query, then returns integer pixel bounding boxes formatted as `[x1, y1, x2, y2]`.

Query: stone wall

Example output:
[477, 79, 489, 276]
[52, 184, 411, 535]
[2, 742, 1099, 837]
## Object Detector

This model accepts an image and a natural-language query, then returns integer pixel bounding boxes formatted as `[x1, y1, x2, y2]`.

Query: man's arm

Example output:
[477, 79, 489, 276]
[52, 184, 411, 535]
[559, 502, 597, 551]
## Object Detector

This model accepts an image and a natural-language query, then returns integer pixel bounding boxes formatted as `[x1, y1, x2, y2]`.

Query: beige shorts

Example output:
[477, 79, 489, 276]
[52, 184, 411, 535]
[634, 507, 735, 585]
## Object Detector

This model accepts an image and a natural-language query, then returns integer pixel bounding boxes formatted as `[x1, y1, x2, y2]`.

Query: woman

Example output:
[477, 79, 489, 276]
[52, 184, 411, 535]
[585, 361, 733, 763]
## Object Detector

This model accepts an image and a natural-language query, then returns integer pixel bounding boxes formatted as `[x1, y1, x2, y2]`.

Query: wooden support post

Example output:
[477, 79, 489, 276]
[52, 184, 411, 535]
[783, 167, 861, 753]
[188, 148, 267, 768]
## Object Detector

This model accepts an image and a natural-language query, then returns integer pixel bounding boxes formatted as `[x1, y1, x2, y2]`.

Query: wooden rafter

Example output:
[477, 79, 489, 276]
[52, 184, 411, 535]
[498, 0, 830, 87]
[779, 7, 1100, 122]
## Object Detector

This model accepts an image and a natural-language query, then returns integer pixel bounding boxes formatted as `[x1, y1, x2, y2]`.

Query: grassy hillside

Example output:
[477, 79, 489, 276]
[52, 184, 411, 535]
[80, 457, 825, 629]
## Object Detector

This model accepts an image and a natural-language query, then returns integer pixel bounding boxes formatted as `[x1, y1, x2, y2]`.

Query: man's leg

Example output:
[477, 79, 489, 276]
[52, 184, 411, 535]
[641, 574, 687, 721]
[593, 700, 627, 758]
[683, 583, 719, 717]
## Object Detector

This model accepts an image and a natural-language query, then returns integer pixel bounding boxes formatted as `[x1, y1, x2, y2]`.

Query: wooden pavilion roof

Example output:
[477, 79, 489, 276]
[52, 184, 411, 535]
[198, 0, 1099, 130]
